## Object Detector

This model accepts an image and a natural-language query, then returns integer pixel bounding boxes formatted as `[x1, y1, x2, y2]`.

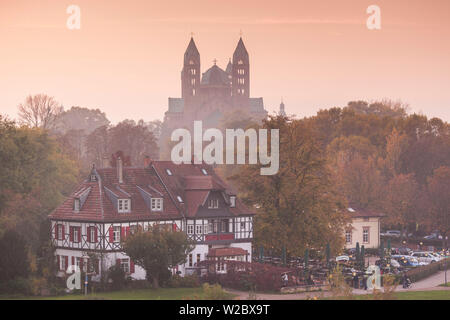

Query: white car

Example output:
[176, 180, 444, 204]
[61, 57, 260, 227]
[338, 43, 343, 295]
[336, 255, 350, 263]
[427, 252, 443, 261]
[410, 252, 440, 264]
[383, 230, 401, 237]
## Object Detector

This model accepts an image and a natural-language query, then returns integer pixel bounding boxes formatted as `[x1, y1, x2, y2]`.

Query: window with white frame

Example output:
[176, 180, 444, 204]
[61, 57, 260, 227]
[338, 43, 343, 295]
[195, 224, 202, 234]
[57, 224, 63, 240]
[118, 199, 130, 213]
[73, 227, 80, 243]
[74, 198, 80, 212]
[345, 230, 352, 244]
[121, 259, 130, 273]
[363, 227, 370, 243]
[151, 198, 163, 211]
[240, 221, 245, 230]
[230, 196, 236, 208]
[113, 226, 121, 243]
[60, 255, 66, 271]
[89, 227, 96, 243]
[208, 199, 219, 209]
[187, 225, 194, 235]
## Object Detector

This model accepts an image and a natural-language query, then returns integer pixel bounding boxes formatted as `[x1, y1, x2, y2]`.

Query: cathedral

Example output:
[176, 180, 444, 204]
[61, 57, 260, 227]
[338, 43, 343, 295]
[160, 37, 268, 158]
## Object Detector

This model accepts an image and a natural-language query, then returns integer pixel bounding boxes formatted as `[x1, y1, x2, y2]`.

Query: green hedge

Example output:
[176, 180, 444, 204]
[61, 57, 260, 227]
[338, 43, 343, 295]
[405, 258, 450, 283]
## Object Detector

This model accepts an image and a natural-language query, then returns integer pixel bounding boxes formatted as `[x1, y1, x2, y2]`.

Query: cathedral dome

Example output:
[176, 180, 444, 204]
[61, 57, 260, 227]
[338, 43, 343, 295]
[201, 64, 230, 86]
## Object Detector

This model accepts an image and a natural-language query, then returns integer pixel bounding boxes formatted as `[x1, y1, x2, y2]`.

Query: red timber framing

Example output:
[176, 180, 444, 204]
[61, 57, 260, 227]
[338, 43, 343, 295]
[185, 216, 253, 244]
[50, 219, 182, 252]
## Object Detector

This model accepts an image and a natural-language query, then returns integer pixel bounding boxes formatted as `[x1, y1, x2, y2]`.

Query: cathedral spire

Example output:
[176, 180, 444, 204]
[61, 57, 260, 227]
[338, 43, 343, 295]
[184, 37, 200, 64]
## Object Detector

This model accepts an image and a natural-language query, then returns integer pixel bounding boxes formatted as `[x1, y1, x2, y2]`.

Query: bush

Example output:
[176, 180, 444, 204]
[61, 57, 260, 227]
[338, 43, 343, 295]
[168, 274, 201, 288]
[0, 277, 31, 295]
[108, 265, 126, 290]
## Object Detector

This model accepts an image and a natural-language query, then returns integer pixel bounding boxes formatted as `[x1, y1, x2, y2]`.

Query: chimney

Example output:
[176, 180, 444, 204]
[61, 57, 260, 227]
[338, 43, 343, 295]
[144, 156, 152, 167]
[102, 155, 109, 168]
[117, 157, 123, 183]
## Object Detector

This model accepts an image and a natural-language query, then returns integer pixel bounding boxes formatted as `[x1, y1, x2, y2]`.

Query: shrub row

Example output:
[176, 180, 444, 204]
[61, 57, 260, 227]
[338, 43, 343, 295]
[405, 258, 450, 283]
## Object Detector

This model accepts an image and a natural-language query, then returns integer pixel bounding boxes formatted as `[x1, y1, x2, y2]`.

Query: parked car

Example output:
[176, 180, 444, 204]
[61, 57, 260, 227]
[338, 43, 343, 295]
[410, 252, 440, 264]
[426, 252, 443, 261]
[382, 230, 401, 237]
[392, 255, 419, 267]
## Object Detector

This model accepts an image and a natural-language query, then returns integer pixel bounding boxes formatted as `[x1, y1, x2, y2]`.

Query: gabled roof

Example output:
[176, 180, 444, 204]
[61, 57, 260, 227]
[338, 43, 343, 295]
[49, 161, 254, 222]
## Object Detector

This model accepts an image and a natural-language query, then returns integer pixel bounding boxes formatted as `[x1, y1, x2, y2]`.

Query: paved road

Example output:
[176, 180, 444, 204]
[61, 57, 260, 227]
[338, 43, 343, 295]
[228, 270, 450, 300]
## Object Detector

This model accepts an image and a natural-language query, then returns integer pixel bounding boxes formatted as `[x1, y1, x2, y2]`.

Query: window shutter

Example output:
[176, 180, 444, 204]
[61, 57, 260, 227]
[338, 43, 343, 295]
[64, 256, 68, 272]
[61, 225, 65, 240]
[72, 256, 75, 266]
[57, 255, 60, 270]
[172, 223, 177, 232]
[130, 260, 135, 273]
[109, 227, 114, 242]
[94, 227, 98, 243]
[69, 227, 73, 242]
[87, 227, 91, 242]
[121, 227, 125, 240]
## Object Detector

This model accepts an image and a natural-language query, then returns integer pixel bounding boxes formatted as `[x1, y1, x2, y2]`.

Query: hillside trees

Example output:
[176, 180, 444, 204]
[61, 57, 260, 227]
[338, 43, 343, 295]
[232, 116, 348, 257]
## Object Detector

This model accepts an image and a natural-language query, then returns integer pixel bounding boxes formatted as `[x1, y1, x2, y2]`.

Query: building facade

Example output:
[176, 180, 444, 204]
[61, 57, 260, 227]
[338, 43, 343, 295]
[160, 37, 268, 157]
[344, 207, 384, 249]
[48, 158, 254, 280]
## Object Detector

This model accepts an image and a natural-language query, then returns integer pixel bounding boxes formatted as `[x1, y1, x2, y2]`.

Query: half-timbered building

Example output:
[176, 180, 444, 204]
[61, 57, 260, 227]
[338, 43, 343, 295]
[49, 157, 254, 280]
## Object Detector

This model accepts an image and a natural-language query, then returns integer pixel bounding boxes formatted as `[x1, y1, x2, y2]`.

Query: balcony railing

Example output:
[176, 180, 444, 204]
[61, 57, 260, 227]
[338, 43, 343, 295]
[204, 232, 235, 242]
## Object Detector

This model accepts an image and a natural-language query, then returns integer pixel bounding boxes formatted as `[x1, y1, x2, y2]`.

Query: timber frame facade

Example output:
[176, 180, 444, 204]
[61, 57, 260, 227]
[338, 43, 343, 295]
[48, 158, 255, 279]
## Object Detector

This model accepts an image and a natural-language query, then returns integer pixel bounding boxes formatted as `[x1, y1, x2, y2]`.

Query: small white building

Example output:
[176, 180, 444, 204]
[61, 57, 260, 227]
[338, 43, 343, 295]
[344, 207, 384, 249]
[48, 157, 254, 280]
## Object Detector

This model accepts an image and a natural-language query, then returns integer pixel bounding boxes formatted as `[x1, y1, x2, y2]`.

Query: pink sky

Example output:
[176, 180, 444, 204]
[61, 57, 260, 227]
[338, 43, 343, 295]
[1, 0, 450, 123]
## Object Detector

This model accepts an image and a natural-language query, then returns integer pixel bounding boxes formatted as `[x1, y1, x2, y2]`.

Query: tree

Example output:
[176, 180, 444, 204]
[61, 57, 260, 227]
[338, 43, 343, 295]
[232, 116, 348, 257]
[52, 106, 109, 135]
[382, 174, 419, 239]
[0, 230, 30, 282]
[122, 226, 194, 288]
[427, 166, 450, 249]
[17, 94, 63, 130]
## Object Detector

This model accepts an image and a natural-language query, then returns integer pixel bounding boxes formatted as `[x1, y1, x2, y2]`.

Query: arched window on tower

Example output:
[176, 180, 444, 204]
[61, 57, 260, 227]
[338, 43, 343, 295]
[189, 60, 194, 65]
[238, 60, 243, 65]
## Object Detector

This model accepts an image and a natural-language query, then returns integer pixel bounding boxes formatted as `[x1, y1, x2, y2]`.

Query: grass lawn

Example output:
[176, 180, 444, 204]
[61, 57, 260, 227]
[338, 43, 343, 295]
[350, 290, 450, 300]
[0, 287, 235, 300]
[439, 283, 450, 287]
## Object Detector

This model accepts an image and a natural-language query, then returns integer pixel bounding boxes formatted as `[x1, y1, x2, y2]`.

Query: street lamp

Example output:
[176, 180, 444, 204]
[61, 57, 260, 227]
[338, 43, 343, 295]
[82, 254, 90, 296]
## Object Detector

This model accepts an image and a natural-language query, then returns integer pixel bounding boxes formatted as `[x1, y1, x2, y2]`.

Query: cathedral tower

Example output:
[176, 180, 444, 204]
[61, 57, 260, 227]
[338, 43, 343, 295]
[232, 37, 250, 104]
[181, 37, 201, 102]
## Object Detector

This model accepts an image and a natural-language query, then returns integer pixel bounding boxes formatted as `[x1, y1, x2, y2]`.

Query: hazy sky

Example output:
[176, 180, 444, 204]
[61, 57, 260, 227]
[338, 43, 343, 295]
[1, 0, 450, 123]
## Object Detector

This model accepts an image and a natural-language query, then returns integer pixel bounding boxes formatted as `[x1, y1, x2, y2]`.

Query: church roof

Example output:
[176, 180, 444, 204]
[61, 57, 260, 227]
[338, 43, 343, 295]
[201, 64, 230, 86]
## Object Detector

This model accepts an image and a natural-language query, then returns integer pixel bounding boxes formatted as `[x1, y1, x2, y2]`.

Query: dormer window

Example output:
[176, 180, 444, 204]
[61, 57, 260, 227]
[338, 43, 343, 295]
[74, 198, 80, 212]
[151, 198, 163, 211]
[208, 199, 219, 209]
[176, 196, 183, 203]
[230, 196, 236, 208]
[118, 199, 131, 213]
[166, 169, 173, 176]
[90, 174, 97, 182]
[201, 168, 208, 175]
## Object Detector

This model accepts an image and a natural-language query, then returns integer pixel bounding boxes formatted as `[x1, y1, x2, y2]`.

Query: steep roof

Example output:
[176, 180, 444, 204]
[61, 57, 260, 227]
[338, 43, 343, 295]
[233, 37, 249, 61]
[184, 37, 200, 62]
[49, 161, 254, 222]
